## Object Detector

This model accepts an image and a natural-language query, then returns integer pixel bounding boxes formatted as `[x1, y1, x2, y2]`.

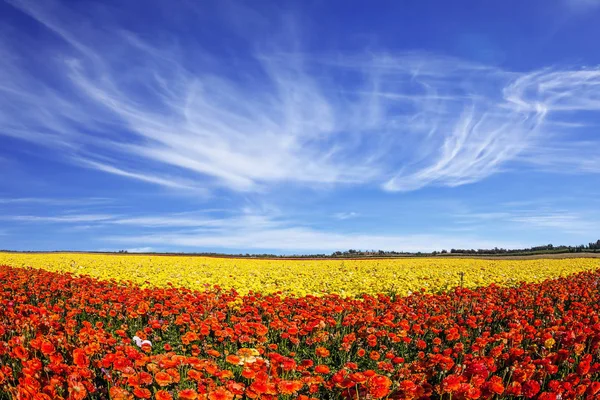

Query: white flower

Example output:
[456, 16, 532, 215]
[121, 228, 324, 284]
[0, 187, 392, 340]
[132, 336, 152, 348]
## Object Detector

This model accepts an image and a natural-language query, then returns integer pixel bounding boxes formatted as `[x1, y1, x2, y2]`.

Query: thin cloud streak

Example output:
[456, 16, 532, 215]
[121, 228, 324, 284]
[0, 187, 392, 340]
[1, 0, 600, 195]
[105, 229, 526, 253]
[333, 212, 359, 220]
[458, 207, 599, 235]
[8, 214, 117, 223]
[0, 197, 112, 205]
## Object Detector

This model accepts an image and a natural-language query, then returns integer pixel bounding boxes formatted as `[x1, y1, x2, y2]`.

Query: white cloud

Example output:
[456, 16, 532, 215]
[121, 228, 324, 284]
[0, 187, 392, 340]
[1, 0, 600, 194]
[125, 247, 154, 253]
[333, 212, 359, 220]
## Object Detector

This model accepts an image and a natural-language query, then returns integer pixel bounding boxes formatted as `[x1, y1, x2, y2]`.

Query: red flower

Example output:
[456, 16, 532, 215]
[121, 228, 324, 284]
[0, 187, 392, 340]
[40, 341, 55, 356]
[522, 380, 541, 398]
[441, 374, 462, 393]
[577, 354, 592, 375]
[485, 376, 504, 395]
[13, 345, 29, 361]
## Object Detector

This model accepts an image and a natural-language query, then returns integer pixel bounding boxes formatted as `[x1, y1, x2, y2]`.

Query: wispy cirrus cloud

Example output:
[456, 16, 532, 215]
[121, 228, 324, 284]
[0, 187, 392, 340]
[1, 0, 600, 195]
[509, 213, 598, 233]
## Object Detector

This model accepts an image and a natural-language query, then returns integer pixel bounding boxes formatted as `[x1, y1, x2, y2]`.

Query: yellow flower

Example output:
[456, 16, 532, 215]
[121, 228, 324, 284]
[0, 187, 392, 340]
[544, 338, 556, 349]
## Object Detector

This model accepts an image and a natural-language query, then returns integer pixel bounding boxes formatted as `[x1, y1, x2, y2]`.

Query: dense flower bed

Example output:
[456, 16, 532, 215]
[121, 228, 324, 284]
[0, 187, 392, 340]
[1, 264, 600, 399]
[1, 252, 599, 296]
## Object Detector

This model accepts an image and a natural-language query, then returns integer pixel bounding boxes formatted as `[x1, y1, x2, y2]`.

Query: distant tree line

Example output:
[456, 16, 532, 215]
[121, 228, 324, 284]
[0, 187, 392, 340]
[3, 239, 599, 258]
[328, 239, 600, 258]
[441, 240, 600, 256]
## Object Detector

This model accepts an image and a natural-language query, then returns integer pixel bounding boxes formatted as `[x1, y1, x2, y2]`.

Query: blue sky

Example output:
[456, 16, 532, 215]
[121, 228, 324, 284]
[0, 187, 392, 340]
[1, 0, 600, 254]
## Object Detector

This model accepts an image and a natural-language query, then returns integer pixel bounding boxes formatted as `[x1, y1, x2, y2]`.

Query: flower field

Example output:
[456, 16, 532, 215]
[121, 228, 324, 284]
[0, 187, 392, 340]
[0, 253, 598, 296]
[1, 256, 600, 399]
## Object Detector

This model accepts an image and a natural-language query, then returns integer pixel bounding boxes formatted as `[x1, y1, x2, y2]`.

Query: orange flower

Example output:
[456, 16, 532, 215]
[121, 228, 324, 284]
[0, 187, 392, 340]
[68, 381, 88, 400]
[166, 368, 181, 383]
[138, 372, 153, 386]
[178, 389, 198, 400]
[315, 347, 330, 357]
[155, 390, 173, 400]
[277, 380, 303, 395]
[225, 355, 241, 365]
[13, 345, 29, 361]
[368, 375, 392, 399]
[154, 371, 173, 387]
[350, 372, 368, 384]
[132, 388, 151, 399]
[188, 369, 203, 382]
[72, 348, 89, 368]
[441, 374, 462, 393]
[315, 364, 330, 374]
[207, 388, 234, 400]
[109, 386, 134, 400]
